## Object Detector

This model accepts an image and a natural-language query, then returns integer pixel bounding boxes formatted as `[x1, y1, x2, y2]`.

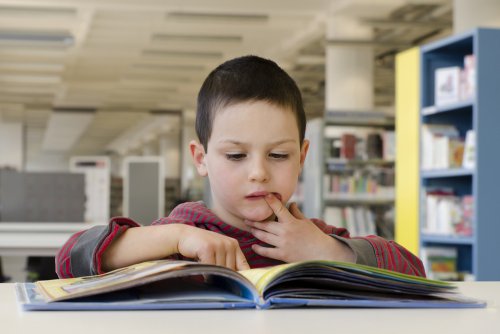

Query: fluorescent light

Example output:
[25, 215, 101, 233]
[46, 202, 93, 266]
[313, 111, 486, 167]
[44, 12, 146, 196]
[167, 12, 268, 22]
[42, 109, 95, 151]
[151, 33, 242, 43]
[142, 50, 222, 59]
[132, 63, 205, 71]
[0, 30, 74, 46]
[0, 5, 76, 17]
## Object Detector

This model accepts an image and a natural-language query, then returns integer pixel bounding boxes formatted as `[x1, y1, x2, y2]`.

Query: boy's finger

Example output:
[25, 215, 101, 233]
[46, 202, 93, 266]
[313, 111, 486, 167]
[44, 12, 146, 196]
[235, 248, 250, 271]
[215, 248, 226, 267]
[244, 220, 280, 235]
[251, 244, 282, 261]
[264, 194, 294, 222]
[225, 250, 236, 271]
[198, 250, 216, 266]
[289, 202, 306, 219]
[250, 227, 280, 246]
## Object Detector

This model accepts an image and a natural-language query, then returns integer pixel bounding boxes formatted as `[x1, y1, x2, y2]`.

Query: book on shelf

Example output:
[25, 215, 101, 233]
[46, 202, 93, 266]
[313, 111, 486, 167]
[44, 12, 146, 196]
[434, 136, 465, 169]
[382, 131, 396, 161]
[344, 206, 357, 236]
[421, 124, 464, 170]
[329, 137, 342, 158]
[366, 133, 383, 160]
[346, 206, 375, 237]
[421, 247, 461, 281]
[327, 130, 394, 163]
[456, 195, 474, 236]
[462, 130, 475, 169]
[323, 206, 346, 229]
[355, 206, 377, 236]
[340, 133, 357, 160]
[423, 189, 473, 237]
[324, 206, 376, 237]
[460, 54, 476, 101]
[435, 66, 461, 106]
[433, 55, 476, 108]
[323, 166, 394, 198]
[16, 259, 485, 311]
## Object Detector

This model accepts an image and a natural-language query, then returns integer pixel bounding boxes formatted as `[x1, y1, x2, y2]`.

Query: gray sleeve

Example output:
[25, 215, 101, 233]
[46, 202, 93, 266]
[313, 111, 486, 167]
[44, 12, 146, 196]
[69, 220, 136, 276]
[329, 235, 377, 267]
[69, 225, 112, 277]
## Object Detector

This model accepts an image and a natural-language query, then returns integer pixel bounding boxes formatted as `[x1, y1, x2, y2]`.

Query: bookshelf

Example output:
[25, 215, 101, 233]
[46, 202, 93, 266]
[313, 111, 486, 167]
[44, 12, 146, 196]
[419, 28, 500, 280]
[303, 112, 396, 239]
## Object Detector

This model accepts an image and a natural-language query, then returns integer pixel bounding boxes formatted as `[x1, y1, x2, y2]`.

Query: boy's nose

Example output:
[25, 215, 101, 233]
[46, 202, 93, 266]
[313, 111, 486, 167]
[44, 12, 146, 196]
[248, 159, 269, 183]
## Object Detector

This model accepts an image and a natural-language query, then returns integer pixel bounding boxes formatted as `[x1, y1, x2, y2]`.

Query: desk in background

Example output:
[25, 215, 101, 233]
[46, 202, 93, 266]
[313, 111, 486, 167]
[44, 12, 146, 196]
[0, 282, 499, 334]
[0, 223, 104, 257]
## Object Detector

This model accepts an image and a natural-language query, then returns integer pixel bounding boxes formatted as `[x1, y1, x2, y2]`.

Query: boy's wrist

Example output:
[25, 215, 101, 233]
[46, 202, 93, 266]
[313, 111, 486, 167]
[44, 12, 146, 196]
[327, 235, 356, 263]
[159, 223, 187, 256]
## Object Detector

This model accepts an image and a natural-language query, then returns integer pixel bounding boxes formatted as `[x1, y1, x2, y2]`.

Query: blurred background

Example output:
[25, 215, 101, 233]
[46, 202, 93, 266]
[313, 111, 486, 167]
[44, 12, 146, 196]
[1, 0, 498, 282]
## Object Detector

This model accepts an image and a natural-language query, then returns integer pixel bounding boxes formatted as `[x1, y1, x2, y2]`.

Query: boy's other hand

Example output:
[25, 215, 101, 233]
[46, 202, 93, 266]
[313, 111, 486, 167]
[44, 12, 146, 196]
[244, 194, 355, 263]
[176, 225, 250, 271]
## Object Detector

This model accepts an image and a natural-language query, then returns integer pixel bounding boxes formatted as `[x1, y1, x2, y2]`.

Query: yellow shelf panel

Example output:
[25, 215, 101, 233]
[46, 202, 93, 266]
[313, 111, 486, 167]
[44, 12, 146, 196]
[395, 47, 420, 254]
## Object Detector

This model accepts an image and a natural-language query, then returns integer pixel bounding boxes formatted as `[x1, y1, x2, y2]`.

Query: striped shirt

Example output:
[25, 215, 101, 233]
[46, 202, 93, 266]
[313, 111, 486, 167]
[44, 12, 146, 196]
[55, 201, 425, 278]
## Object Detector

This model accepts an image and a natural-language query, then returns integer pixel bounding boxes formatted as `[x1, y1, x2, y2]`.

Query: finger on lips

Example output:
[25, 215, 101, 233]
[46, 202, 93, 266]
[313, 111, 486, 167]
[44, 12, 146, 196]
[264, 194, 288, 216]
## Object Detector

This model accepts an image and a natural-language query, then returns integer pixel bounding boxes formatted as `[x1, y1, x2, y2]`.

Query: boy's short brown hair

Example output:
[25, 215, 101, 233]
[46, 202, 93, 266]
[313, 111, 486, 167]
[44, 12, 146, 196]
[196, 55, 306, 150]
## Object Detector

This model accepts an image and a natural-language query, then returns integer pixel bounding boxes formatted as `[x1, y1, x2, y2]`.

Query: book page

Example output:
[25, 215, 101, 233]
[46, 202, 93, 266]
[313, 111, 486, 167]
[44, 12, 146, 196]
[239, 263, 297, 294]
[36, 261, 194, 301]
[240, 260, 453, 297]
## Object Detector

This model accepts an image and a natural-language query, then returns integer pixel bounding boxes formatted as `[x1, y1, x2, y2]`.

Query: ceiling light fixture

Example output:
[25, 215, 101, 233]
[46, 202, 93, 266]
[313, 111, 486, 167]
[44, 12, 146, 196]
[166, 11, 268, 22]
[142, 50, 222, 59]
[151, 33, 242, 43]
[0, 5, 76, 17]
[132, 63, 205, 71]
[0, 29, 74, 47]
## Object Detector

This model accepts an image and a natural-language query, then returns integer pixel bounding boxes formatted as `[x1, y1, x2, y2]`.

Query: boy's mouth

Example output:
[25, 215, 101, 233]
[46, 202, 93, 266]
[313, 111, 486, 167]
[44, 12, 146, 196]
[245, 191, 282, 201]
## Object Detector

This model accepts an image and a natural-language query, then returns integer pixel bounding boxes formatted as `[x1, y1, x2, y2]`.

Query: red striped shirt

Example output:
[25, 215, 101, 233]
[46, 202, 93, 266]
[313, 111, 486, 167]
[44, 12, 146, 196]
[55, 201, 425, 278]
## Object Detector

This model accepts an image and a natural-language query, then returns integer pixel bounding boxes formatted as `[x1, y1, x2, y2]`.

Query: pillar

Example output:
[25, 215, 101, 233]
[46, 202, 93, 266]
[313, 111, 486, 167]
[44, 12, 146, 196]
[325, 16, 374, 111]
[454, 0, 500, 34]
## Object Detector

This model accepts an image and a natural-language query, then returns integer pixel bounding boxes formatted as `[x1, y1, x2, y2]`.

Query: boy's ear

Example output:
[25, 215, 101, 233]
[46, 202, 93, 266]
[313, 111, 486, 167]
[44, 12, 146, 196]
[299, 139, 310, 170]
[189, 140, 208, 177]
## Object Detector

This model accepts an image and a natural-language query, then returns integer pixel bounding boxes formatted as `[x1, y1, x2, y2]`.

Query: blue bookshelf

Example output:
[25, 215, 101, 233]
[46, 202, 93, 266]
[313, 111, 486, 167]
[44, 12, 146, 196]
[420, 28, 500, 280]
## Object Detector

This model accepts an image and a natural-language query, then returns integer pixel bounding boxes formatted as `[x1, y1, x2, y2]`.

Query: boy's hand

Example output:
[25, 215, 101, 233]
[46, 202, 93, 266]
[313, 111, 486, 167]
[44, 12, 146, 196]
[244, 194, 355, 263]
[176, 225, 250, 271]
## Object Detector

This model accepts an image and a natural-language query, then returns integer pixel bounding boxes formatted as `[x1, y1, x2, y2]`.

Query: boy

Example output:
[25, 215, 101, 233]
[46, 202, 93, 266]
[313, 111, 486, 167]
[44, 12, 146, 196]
[56, 56, 425, 278]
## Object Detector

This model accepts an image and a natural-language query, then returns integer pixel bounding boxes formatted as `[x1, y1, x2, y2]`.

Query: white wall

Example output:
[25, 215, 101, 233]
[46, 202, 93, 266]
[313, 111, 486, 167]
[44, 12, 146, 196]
[25, 152, 69, 172]
[0, 122, 24, 170]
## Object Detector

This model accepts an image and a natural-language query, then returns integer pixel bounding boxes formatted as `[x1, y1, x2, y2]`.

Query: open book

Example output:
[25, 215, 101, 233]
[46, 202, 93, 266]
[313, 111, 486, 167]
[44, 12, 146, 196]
[16, 260, 485, 310]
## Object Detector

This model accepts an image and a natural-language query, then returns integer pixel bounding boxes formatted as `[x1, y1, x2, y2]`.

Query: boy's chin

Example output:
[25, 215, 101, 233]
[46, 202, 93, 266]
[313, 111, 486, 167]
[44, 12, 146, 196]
[242, 207, 274, 222]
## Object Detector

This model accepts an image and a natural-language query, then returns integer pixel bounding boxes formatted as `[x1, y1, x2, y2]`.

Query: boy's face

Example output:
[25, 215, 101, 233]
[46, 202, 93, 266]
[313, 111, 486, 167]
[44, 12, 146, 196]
[191, 100, 309, 229]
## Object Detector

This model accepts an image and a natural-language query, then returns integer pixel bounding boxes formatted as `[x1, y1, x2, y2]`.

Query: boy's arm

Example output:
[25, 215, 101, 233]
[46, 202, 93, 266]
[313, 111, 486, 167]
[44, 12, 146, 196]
[328, 233, 426, 277]
[55, 217, 182, 278]
[55, 217, 140, 278]
[56, 217, 250, 278]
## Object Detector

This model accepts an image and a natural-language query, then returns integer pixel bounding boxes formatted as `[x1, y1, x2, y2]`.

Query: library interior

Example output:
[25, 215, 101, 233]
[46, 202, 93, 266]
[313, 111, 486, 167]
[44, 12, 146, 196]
[1, 0, 500, 332]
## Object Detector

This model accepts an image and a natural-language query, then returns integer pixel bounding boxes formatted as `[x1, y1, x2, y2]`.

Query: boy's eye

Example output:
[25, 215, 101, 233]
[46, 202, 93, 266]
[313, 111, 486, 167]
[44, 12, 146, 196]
[269, 153, 289, 160]
[226, 153, 246, 161]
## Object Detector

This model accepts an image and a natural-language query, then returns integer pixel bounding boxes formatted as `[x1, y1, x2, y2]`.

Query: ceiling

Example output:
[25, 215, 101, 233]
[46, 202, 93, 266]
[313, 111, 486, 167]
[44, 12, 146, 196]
[0, 0, 453, 167]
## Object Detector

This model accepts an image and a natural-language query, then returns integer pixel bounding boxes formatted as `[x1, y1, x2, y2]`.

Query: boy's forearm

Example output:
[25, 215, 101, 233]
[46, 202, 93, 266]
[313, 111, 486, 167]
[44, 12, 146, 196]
[327, 236, 357, 263]
[101, 224, 184, 272]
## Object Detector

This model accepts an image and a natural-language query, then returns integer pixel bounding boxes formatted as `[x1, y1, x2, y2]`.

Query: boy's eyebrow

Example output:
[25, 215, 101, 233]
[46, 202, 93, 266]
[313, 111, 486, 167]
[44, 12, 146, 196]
[217, 139, 297, 145]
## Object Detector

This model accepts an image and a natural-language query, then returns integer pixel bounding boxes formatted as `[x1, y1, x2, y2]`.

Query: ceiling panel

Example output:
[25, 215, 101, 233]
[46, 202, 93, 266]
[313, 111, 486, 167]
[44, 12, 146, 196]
[0, 0, 452, 168]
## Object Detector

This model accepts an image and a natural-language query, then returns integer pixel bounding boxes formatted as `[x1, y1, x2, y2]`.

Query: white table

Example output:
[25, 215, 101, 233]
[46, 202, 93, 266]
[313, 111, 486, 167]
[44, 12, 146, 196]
[0, 223, 104, 256]
[0, 282, 499, 334]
